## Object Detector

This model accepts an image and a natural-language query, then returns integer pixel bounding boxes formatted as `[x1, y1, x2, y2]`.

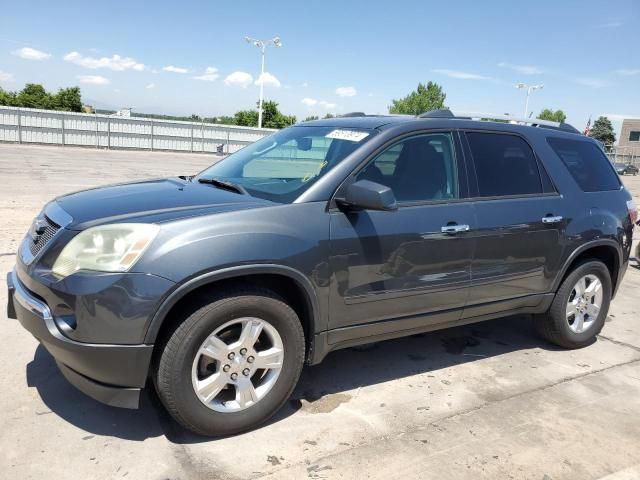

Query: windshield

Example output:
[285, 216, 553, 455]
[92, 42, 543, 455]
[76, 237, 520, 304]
[196, 125, 376, 203]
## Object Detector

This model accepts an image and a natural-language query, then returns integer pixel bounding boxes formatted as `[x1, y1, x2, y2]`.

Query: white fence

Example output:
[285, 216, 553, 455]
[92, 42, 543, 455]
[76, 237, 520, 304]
[0, 106, 275, 154]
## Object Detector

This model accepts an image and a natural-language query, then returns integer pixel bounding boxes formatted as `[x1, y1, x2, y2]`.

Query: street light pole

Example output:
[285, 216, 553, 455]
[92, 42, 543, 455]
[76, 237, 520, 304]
[245, 36, 282, 129]
[516, 83, 544, 118]
[258, 44, 266, 129]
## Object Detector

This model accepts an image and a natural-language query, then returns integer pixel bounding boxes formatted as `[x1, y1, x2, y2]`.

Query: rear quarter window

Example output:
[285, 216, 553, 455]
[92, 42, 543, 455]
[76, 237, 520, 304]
[547, 137, 620, 192]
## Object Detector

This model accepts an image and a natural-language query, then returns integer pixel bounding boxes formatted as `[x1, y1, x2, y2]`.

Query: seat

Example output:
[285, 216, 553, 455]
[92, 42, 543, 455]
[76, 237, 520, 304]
[391, 139, 448, 201]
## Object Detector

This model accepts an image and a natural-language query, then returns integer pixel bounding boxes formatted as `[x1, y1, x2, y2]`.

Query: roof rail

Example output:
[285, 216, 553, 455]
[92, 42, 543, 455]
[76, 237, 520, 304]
[340, 112, 366, 117]
[419, 109, 455, 119]
[418, 109, 579, 133]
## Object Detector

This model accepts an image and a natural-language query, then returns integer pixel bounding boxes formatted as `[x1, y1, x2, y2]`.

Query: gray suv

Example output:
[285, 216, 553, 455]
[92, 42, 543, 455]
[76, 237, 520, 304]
[7, 110, 636, 436]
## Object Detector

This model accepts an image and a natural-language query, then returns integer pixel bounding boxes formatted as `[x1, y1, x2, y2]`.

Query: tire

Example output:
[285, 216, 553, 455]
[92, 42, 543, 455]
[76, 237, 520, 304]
[535, 259, 611, 349]
[154, 287, 305, 436]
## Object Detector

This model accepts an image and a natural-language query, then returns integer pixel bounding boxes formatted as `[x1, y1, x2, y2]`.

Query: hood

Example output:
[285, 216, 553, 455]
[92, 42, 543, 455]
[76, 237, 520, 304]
[54, 177, 274, 230]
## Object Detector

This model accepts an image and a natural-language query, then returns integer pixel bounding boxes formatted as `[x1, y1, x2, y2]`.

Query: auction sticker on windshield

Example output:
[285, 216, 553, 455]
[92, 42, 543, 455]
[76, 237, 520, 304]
[326, 129, 370, 142]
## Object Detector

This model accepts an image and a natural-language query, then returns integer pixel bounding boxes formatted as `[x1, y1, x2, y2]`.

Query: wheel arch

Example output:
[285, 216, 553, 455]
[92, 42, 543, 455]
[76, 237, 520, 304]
[553, 239, 623, 295]
[145, 264, 321, 363]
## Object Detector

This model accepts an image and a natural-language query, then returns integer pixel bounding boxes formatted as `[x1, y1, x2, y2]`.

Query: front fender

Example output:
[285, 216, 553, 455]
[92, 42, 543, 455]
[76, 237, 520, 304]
[143, 263, 322, 344]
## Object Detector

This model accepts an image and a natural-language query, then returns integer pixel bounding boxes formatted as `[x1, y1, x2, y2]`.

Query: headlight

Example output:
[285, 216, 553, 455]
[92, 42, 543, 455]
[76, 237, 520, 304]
[52, 223, 159, 277]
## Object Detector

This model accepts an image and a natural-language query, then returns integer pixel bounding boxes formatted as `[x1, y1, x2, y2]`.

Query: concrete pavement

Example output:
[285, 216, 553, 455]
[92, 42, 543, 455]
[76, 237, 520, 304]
[1, 144, 639, 480]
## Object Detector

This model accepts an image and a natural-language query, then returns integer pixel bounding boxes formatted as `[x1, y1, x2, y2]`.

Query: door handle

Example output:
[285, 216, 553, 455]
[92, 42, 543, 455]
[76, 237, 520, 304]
[542, 215, 563, 224]
[441, 224, 470, 234]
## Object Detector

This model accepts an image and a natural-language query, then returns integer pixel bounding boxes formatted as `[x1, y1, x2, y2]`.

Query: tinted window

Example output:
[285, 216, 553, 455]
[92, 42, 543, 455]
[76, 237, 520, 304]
[357, 133, 458, 202]
[630, 131, 640, 142]
[547, 137, 620, 192]
[467, 132, 542, 197]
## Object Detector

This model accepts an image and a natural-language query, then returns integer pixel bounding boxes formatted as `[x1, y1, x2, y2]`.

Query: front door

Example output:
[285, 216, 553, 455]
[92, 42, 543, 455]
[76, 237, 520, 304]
[328, 131, 475, 340]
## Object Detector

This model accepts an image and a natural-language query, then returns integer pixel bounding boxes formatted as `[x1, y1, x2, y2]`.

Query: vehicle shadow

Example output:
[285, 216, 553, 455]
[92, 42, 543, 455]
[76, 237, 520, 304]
[26, 314, 567, 444]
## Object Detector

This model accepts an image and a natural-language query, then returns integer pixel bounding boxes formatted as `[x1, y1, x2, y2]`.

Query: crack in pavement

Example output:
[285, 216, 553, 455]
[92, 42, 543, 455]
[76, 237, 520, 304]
[253, 357, 640, 479]
[597, 334, 640, 353]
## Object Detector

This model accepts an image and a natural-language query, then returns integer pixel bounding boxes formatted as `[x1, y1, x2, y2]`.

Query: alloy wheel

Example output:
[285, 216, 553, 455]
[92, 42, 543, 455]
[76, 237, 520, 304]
[191, 317, 284, 412]
[566, 274, 603, 334]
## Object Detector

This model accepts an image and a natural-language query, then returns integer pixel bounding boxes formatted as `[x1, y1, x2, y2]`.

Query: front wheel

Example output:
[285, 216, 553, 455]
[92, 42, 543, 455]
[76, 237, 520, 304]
[535, 260, 611, 349]
[154, 287, 305, 436]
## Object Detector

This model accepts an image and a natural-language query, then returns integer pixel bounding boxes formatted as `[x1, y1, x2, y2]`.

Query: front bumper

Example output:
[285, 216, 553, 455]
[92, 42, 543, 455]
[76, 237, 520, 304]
[7, 270, 153, 408]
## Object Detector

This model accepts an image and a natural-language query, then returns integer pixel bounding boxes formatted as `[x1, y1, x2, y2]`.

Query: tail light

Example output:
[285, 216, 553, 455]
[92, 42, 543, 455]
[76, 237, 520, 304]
[628, 199, 638, 224]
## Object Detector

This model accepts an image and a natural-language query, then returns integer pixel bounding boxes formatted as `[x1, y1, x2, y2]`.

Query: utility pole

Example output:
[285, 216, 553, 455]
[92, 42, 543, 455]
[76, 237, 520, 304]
[245, 36, 282, 129]
[516, 83, 544, 118]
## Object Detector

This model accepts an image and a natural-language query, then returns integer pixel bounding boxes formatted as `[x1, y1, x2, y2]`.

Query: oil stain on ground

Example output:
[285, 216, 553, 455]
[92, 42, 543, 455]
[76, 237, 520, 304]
[441, 335, 481, 355]
[290, 391, 352, 414]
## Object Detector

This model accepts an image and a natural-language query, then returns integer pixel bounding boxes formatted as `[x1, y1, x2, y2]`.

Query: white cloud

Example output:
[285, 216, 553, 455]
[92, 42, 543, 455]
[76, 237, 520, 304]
[599, 113, 640, 121]
[192, 67, 219, 81]
[319, 100, 337, 109]
[498, 62, 543, 75]
[145, 83, 156, 89]
[64, 51, 145, 71]
[615, 68, 640, 76]
[301, 98, 336, 110]
[432, 69, 488, 80]
[225, 71, 253, 88]
[12, 47, 51, 61]
[78, 75, 110, 85]
[0, 70, 15, 82]
[598, 21, 622, 28]
[335, 86, 357, 97]
[302, 82, 309, 87]
[162, 65, 189, 74]
[255, 72, 281, 88]
[575, 77, 609, 88]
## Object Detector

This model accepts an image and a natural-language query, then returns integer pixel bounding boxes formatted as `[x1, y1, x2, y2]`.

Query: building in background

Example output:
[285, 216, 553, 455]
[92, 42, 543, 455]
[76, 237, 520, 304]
[616, 118, 640, 163]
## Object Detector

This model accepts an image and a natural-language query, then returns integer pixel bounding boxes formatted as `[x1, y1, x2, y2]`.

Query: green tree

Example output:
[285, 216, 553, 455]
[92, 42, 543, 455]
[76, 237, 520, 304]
[389, 81, 447, 115]
[323, 113, 335, 119]
[304, 115, 320, 122]
[16, 83, 53, 109]
[538, 108, 567, 123]
[53, 87, 82, 112]
[234, 109, 259, 127]
[0, 87, 18, 106]
[588, 116, 616, 148]
[210, 115, 236, 125]
[0, 83, 83, 111]
[234, 100, 296, 129]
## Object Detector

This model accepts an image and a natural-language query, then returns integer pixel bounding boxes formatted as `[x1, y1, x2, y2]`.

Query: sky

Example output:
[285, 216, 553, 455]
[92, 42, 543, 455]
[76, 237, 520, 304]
[1, 0, 639, 136]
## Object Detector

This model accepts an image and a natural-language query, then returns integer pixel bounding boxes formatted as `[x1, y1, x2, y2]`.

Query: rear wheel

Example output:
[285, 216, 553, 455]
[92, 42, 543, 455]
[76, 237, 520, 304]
[154, 288, 305, 436]
[535, 260, 611, 349]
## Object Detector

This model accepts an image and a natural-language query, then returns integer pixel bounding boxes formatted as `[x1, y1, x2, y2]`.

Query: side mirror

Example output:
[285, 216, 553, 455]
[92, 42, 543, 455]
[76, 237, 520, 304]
[337, 180, 397, 212]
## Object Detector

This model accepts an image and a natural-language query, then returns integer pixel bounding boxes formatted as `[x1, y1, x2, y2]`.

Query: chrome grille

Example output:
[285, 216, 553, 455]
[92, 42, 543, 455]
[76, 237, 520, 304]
[28, 216, 60, 257]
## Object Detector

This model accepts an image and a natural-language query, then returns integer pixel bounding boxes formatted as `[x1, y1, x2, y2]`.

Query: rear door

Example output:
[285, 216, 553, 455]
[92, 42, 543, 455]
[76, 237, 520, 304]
[462, 130, 566, 317]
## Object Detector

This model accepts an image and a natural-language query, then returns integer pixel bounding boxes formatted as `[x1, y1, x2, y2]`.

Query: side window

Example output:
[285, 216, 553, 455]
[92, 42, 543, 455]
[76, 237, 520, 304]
[547, 137, 620, 192]
[467, 132, 543, 197]
[356, 133, 459, 202]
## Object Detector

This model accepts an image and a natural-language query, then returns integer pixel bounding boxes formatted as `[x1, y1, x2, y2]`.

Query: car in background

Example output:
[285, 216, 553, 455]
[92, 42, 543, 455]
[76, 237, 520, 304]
[615, 162, 639, 176]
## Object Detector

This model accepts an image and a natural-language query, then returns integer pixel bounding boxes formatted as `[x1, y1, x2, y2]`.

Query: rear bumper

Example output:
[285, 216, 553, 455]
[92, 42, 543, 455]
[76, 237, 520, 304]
[7, 270, 153, 408]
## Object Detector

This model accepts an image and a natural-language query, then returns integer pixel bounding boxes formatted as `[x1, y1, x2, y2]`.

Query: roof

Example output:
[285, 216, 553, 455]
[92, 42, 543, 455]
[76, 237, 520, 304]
[298, 115, 413, 129]
[298, 111, 581, 136]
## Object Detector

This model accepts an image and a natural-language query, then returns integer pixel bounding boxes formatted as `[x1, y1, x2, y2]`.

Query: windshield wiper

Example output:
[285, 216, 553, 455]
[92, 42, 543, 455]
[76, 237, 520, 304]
[197, 177, 249, 195]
